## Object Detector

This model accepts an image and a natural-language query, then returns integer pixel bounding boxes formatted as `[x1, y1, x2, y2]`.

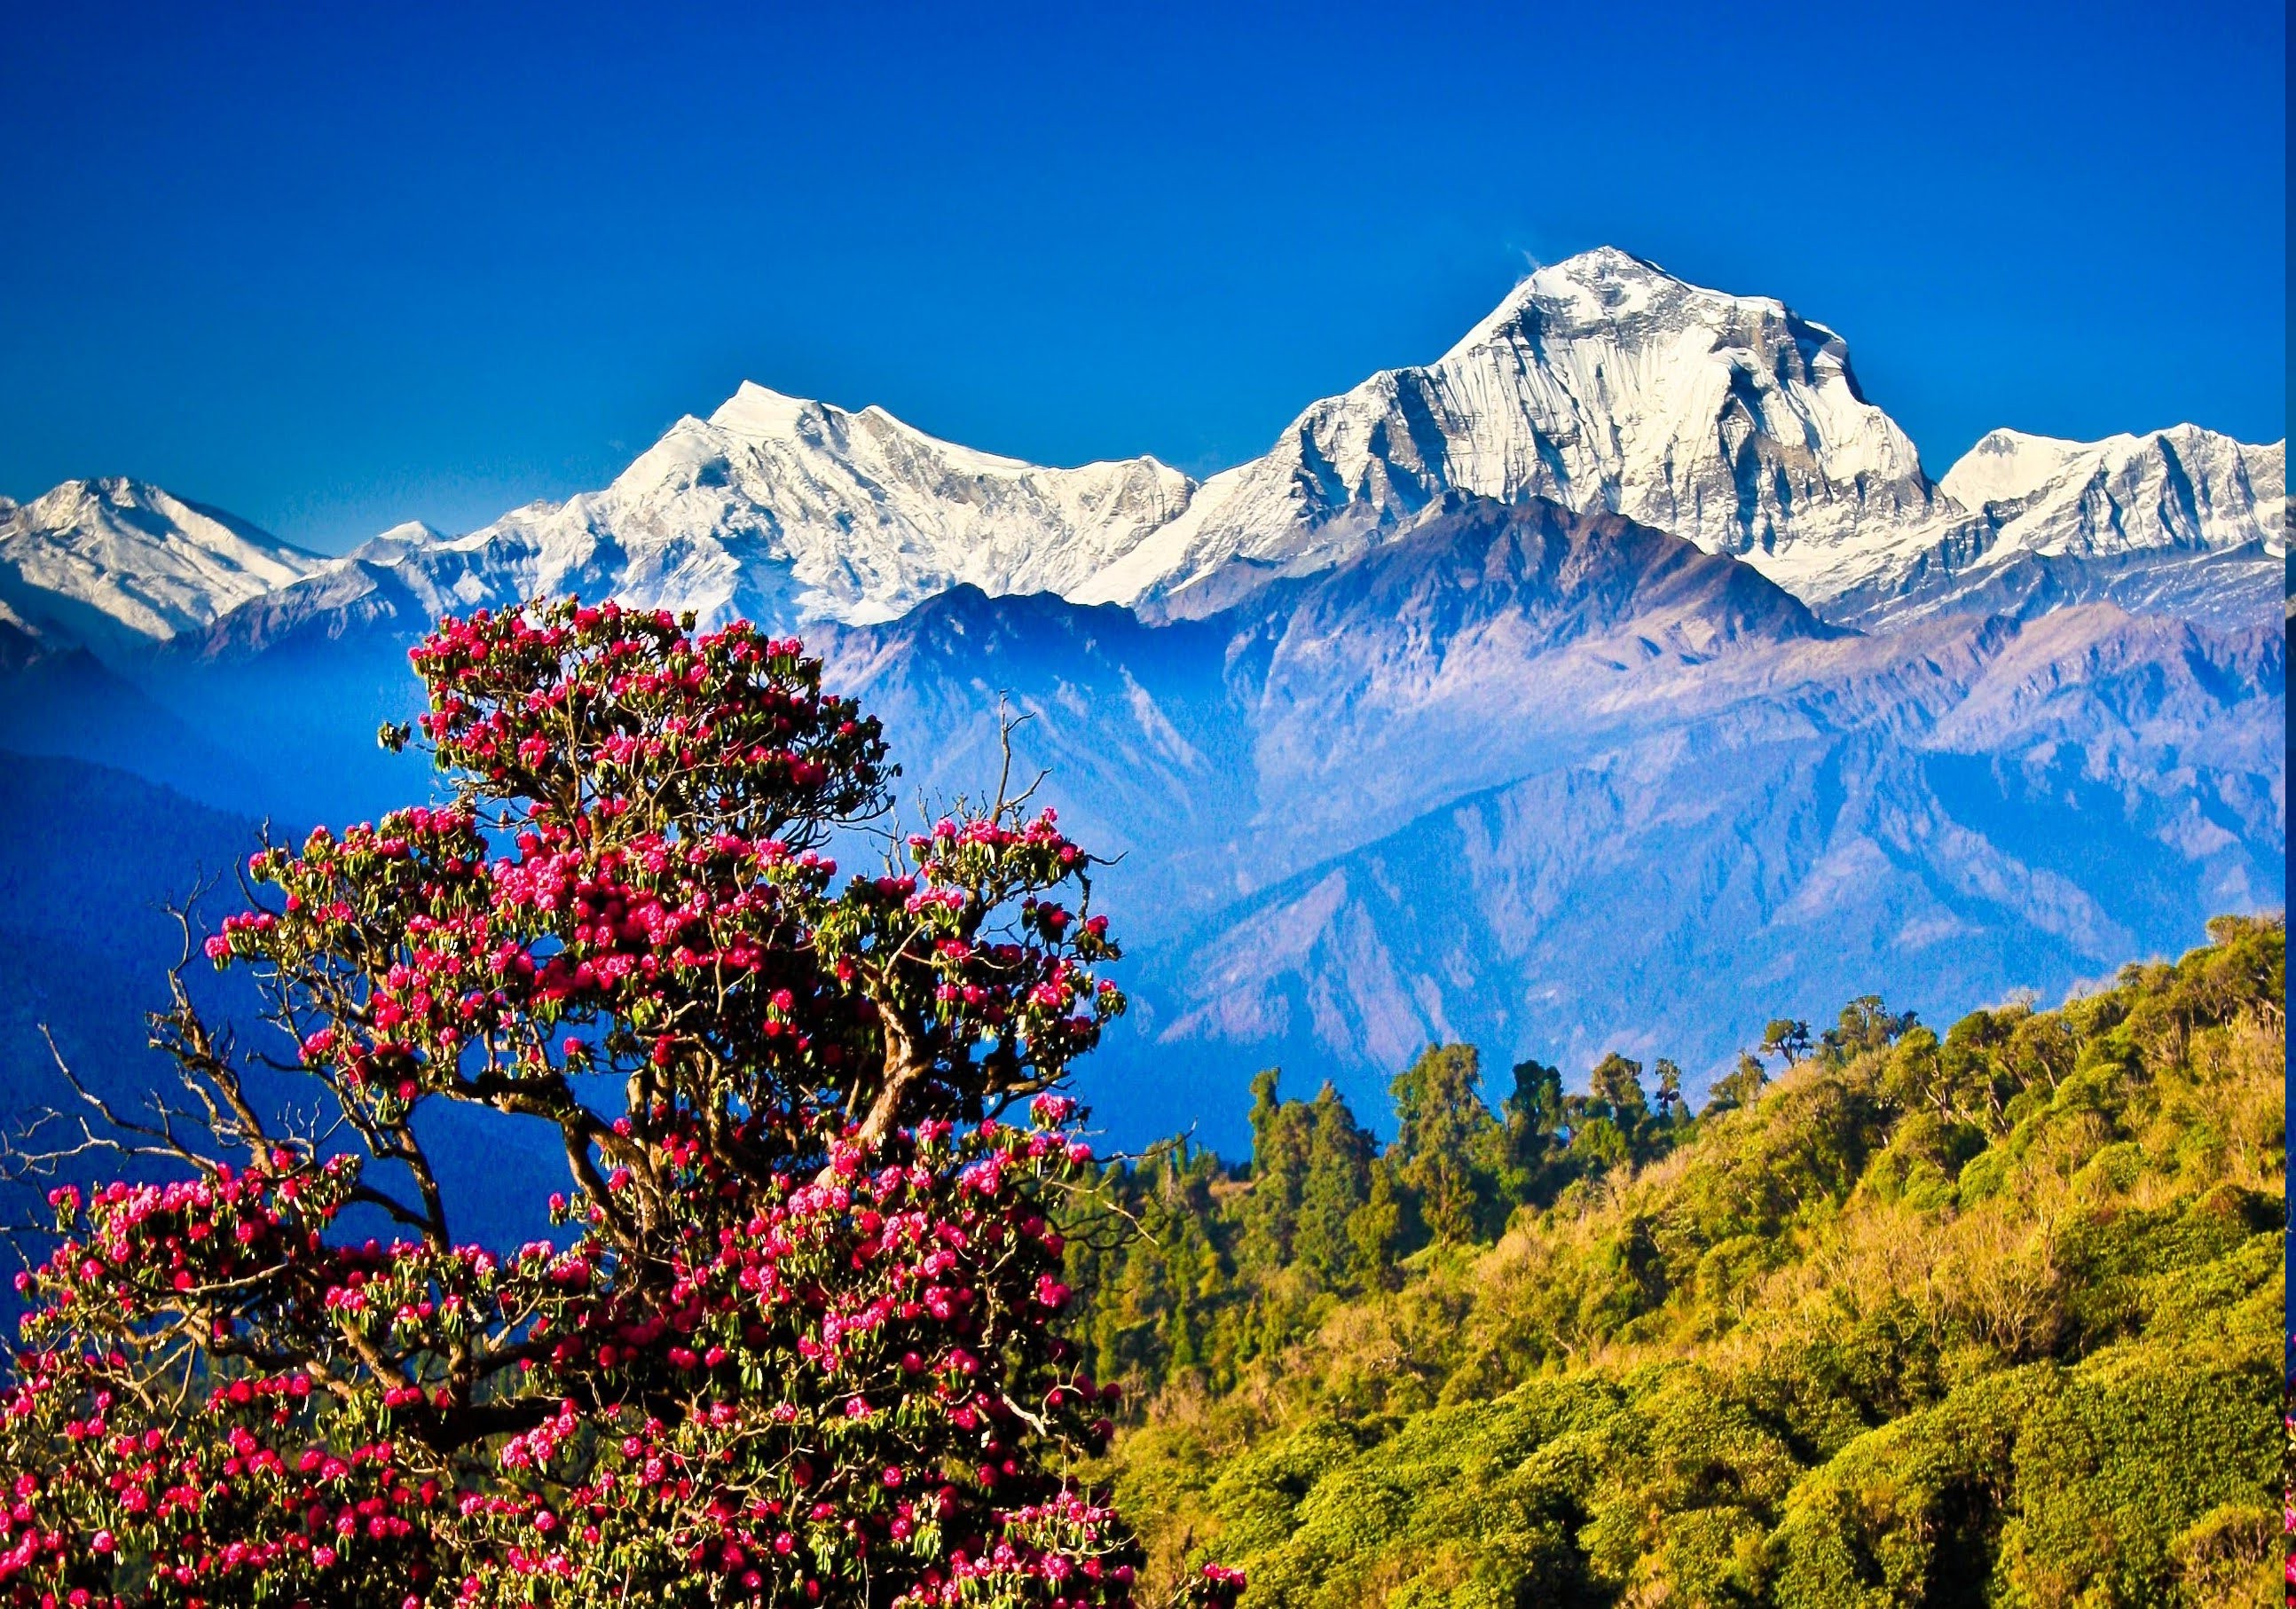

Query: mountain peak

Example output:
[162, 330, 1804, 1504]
[1081, 247, 1935, 618]
[708, 381, 819, 437]
[0, 477, 322, 656]
[369, 520, 447, 548]
[1518, 242, 1679, 302]
[1439, 247, 1663, 359]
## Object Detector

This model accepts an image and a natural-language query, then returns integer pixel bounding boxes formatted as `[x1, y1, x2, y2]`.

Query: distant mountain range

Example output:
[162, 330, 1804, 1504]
[3, 249, 2284, 663]
[802, 498, 2282, 1132]
[0, 247, 2282, 1151]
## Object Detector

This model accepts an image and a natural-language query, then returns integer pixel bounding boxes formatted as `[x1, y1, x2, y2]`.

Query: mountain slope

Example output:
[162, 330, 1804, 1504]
[0, 478, 321, 659]
[820, 498, 1856, 926]
[801, 501, 2284, 1141]
[1093, 919, 2285, 1606]
[1131, 607, 2284, 1120]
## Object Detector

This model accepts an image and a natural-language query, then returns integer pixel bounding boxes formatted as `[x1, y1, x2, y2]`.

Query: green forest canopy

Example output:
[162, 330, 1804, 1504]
[1062, 916, 2285, 1607]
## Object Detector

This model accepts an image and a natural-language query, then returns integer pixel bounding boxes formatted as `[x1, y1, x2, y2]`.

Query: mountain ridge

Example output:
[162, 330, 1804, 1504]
[775, 502, 2283, 1136]
[0, 489, 2278, 1149]
[11, 247, 2277, 661]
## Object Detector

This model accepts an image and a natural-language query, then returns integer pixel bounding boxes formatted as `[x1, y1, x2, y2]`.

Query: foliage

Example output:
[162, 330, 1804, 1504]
[1073, 919, 2284, 1605]
[0, 600, 1238, 1608]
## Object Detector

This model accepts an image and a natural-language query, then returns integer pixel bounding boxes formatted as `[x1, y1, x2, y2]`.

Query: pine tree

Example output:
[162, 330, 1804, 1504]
[1295, 1083, 1374, 1286]
[1238, 1069, 1313, 1274]
[1819, 995, 1919, 1066]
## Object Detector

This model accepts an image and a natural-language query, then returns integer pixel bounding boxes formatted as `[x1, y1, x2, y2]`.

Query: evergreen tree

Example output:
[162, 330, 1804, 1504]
[1238, 1069, 1312, 1274]
[1504, 1058, 1567, 1161]
[1502, 1057, 1571, 1205]
[1347, 1158, 1406, 1291]
[1588, 1051, 1649, 1126]
[1761, 1017, 1813, 1064]
[1820, 994, 1917, 1065]
[1569, 1113, 1631, 1169]
[1294, 1083, 1374, 1286]
[1653, 1057, 1685, 1119]
[1388, 1044, 1503, 1243]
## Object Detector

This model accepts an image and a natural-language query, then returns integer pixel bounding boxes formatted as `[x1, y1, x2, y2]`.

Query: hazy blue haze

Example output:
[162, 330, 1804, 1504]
[1, 0, 2284, 553]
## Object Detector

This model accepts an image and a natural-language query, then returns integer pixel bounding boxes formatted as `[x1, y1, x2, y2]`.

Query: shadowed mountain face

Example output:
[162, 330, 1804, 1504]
[0, 750, 578, 1264]
[0, 496, 2280, 1158]
[806, 499, 2284, 1142]
[1118, 619, 2283, 1128]
[814, 498, 1843, 914]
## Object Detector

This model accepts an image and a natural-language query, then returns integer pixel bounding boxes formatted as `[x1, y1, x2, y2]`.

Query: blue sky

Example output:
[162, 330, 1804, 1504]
[1, 0, 2284, 553]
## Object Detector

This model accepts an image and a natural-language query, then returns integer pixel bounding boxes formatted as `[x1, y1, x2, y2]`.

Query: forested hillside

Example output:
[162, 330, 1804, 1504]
[1063, 918, 2285, 1606]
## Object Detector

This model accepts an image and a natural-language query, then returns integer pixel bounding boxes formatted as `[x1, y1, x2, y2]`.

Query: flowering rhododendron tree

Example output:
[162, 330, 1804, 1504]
[0, 599, 1240, 1608]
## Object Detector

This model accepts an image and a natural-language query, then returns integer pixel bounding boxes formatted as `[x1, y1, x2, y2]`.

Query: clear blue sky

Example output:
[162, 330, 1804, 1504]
[2, 0, 2284, 553]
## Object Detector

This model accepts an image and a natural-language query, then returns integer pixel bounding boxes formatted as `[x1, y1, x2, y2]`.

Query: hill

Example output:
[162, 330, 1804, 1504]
[1065, 917, 2284, 1605]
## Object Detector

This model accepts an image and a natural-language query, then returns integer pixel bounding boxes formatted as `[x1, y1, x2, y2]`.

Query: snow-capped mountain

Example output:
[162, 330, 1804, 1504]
[0, 478, 320, 658]
[1782, 424, 2288, 628]
[1940, 425, 2284, 555]
[176, 247, 2278, 655]
[205, 384, 1195, 654]
[1069, 251, 2284, 624]
[1075, 246, 1942, 615]
[546, 504, 2292, 1131]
